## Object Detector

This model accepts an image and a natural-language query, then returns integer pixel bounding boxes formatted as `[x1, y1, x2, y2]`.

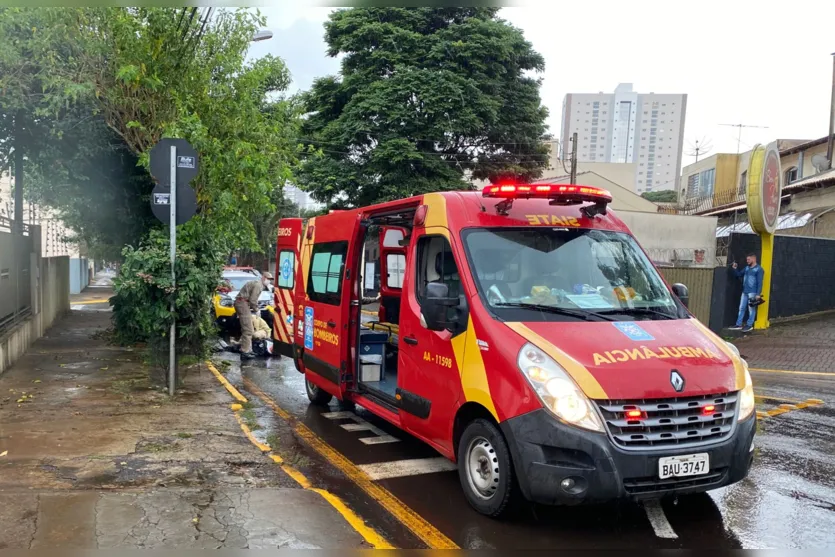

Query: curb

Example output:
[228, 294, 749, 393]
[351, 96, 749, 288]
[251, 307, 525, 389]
[206, 359, 394, 549]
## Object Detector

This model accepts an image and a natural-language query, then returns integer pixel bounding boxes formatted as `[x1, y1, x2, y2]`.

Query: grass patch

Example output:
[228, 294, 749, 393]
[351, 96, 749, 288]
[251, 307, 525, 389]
[240, 408, 261, 431]
[179, 355, 200, 367]
[175, 432, 193, 439]
[240, 401, 255, 410]
[281, 451, 312, 469]
[266, 433, 281, 449]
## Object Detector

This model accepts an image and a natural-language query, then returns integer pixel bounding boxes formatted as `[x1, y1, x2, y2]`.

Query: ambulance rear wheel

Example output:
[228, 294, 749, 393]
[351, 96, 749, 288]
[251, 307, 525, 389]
[306, 378, 333, 405]
[458, 419, 517, 517]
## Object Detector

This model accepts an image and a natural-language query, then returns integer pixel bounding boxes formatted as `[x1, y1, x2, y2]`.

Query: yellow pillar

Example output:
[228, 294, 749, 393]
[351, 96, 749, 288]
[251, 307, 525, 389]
[754, 232, 773, 329]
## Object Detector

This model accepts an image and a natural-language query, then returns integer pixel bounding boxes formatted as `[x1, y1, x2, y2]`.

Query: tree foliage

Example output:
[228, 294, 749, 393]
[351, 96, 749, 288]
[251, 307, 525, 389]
[1, 7, 302, 375]
[111, 226, 224, 383]
[297, 7, 550, 208]
[640, 190, 677, 203]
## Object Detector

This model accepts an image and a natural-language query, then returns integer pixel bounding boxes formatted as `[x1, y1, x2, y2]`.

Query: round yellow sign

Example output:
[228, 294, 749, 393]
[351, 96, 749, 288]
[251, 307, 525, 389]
[746, 143, 782, 235]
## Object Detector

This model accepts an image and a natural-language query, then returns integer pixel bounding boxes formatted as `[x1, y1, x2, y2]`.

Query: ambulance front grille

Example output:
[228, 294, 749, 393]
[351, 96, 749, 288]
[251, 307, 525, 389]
[595, 392, 738, 451]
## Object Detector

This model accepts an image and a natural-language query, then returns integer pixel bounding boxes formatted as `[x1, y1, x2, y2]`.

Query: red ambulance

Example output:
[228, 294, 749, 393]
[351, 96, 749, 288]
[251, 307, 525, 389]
[271, 184, 756, 517]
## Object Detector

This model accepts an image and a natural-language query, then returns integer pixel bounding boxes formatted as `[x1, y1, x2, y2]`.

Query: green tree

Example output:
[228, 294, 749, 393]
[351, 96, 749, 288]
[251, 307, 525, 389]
[0, 8, 93, 226]
[640, 190, 677, 203]
[297, 7, 550, 208]
[1, 7, 302, 381]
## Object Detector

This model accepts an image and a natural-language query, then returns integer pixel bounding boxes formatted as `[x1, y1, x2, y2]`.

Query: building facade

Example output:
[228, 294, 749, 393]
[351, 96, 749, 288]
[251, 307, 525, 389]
[560, 83, 687, 194]
[283, 184, 323, 213]
[0, 172, 77, 258]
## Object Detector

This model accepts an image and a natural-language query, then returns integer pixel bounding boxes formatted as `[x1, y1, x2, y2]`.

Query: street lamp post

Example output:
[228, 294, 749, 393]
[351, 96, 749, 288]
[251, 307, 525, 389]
[252, 29, 273, 43]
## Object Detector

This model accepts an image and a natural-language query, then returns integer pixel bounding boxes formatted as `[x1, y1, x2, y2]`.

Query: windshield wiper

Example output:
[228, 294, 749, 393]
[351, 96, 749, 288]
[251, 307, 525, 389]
[597, 307, 679, 320]
[494, 302, 617, 322]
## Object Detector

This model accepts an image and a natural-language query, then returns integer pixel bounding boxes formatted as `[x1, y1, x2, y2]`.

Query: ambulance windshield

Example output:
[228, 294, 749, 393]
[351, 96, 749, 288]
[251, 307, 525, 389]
[463, 227, 681, 321]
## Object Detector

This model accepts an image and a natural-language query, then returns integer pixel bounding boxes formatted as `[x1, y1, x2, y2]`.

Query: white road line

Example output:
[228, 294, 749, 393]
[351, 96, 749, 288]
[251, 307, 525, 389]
[360, 435, 400, 445]
[358, 457, 458, 480]
[341, 423, 376, 432]
[643, 500, 678, 539]
[322, 411, 357, 420]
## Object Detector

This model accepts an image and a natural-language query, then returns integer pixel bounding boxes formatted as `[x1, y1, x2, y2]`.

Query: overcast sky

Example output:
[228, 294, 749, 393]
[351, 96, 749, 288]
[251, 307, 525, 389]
[248, 1, 835, 167]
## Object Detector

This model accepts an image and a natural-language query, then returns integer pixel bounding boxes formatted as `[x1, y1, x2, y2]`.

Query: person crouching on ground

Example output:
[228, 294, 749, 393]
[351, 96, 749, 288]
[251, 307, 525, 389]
[730, 253, 764, 333]
[235, 271, 273, 360]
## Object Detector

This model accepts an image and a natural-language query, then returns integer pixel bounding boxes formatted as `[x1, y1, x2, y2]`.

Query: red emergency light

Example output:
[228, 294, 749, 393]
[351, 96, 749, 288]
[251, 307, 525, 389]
[482, 183, 613, 204]
[702, 404, 716, 415]
[625, 409, 643, 419]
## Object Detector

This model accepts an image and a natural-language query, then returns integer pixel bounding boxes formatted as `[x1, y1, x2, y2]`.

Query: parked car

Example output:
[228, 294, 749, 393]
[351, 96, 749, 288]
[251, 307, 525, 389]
[213, 269, 274, 333]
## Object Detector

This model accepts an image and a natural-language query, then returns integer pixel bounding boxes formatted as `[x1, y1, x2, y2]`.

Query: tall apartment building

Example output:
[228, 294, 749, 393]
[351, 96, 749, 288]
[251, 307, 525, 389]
[283, 184, 323, 214]
[560, 83, 687, 193]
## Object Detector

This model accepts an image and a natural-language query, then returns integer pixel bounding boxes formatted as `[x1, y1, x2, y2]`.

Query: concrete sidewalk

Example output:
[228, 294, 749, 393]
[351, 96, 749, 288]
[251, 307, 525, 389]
[0, 296, 366, 549]
[735, 312, 835, 373]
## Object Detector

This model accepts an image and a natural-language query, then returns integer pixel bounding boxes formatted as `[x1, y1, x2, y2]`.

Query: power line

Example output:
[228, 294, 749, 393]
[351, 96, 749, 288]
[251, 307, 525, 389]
[719, 123, 769, 155]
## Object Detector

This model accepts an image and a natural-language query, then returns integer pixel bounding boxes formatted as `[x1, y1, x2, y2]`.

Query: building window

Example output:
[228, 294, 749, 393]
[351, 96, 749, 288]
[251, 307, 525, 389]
[785, 166, 798, 184]
[307, 241, 348, 305]
[738, 170, 748, 196]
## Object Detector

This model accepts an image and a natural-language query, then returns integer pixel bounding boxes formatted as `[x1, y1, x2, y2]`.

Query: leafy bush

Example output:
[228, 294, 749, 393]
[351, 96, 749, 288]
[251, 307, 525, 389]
[111, 222, 225, 385]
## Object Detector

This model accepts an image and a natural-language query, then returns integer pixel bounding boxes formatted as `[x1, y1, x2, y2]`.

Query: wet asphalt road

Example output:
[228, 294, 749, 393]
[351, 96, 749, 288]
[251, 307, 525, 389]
[224, 353, 835, 549]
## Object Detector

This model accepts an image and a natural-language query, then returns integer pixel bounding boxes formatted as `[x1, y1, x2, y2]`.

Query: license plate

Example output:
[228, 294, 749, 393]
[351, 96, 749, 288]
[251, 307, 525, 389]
[658, 453, 709, 479]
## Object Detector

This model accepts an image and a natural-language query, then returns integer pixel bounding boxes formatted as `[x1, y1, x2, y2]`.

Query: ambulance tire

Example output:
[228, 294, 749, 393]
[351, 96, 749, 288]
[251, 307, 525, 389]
[306, 378, 333, 405]
[458, 419, 518, 518]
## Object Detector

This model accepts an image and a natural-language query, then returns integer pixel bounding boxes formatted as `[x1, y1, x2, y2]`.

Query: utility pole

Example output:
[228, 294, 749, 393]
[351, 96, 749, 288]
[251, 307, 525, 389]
[720, 123, 769, 154]
[569, 132, 578, 184]
[827, 52, 835, 169]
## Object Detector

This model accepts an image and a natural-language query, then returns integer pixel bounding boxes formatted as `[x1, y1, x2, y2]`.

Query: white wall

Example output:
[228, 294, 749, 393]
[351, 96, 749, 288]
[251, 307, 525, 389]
[616, 211, 717, 267]
[0, 256, 70, 375]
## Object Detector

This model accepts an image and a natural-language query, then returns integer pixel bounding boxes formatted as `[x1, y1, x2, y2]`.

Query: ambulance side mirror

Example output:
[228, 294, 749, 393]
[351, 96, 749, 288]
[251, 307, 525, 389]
[672, 283, 689, 308]
[423, 282, 459, 331]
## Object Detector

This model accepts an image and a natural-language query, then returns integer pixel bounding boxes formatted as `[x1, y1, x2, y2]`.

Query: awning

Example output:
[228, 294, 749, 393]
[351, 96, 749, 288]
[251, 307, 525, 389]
[716, 206, 835, 237]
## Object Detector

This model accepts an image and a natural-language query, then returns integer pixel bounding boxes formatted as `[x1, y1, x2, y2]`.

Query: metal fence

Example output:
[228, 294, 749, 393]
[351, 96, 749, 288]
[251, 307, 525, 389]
[658, 266, 716, 325]
[0, 216, 33, 336]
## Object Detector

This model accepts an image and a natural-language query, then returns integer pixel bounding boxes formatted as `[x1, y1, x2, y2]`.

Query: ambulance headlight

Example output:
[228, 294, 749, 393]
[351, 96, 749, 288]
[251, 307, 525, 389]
[518, 343, 604, 432]
[739, 369, 755, 421]
[726, 342, 755, 421]
[219, 295, 234, 307]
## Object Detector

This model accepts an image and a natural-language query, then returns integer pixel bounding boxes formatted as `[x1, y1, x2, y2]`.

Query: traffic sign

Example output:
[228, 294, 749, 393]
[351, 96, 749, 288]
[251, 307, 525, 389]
[151, 183, 197, 225]
[150, 138, 199, 189]
[147, 137, 200, 396]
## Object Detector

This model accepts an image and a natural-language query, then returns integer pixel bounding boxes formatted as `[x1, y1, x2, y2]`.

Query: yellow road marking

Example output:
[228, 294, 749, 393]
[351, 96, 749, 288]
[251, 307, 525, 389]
[755, 394, 804, 404]
[207, 360, 394, 549]
[234, 411, 271, 452]
[750, 367, 835, 377]
[244, 378, 459, 550]
[268, 454, 392, 549]
[755, 398, 824, 419]
[71, 298, 111, 304]
[206, 361, 248, 403]
[361, 309, 377, 316]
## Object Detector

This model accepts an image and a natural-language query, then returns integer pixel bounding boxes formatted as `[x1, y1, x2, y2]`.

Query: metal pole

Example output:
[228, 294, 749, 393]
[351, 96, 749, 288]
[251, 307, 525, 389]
[570, 132, 578, 184]
[13, 115, 24, 233]
[169, 145, 178, 396]
[826, 52, 835, 168]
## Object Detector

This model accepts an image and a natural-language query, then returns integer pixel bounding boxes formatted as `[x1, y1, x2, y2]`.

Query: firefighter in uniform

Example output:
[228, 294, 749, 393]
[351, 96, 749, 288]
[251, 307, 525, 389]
[235, 272, 273, 360]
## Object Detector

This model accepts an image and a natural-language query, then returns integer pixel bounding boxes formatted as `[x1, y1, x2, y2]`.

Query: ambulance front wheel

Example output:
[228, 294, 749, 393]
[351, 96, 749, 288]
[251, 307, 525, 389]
[458, 419, 518, 517]
[305, 378, 333, 405]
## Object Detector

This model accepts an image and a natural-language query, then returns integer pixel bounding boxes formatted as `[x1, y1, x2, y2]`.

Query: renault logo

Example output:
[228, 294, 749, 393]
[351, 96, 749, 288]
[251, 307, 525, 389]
[670, 370, 685, 392]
